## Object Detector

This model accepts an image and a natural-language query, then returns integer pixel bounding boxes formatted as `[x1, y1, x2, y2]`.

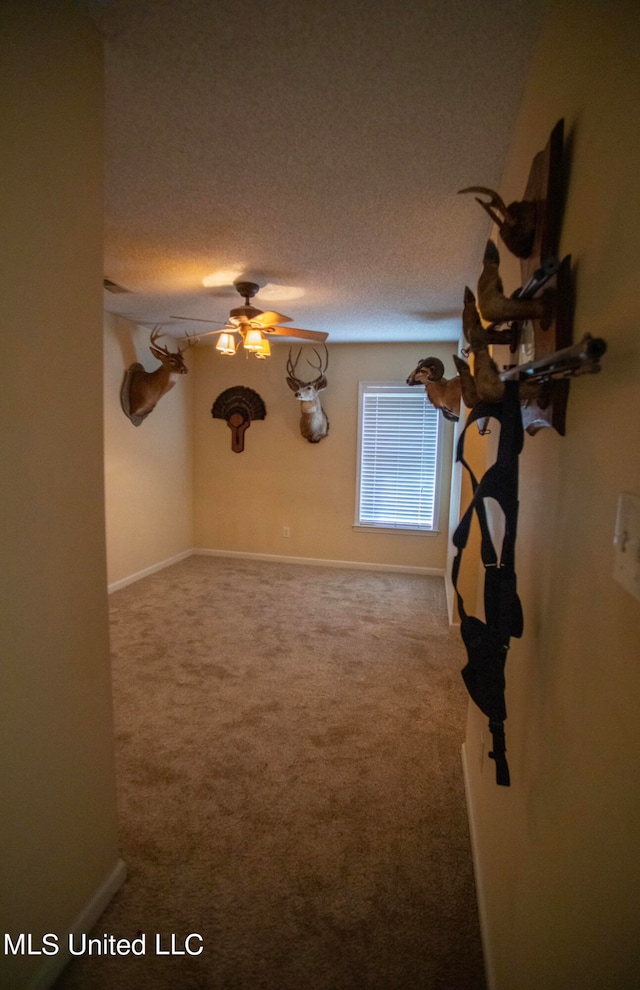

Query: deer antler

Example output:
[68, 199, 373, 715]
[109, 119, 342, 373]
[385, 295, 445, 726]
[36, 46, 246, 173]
[149, 325, 196, 356]
[306, 344, 329, 384]
[177, 335, 198, 353]
[286, 347, 304, 386]
[148, 325, 175, 358]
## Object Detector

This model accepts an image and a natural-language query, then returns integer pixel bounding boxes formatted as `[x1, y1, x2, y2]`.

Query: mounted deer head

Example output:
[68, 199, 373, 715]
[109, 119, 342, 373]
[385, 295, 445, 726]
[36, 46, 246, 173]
[286, 345, 330, 443]
[121, 326, 190, 426]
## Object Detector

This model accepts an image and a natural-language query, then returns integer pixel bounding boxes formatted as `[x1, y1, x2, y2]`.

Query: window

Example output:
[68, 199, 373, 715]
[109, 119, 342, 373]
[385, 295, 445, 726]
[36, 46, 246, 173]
[355, 382, 441, 532]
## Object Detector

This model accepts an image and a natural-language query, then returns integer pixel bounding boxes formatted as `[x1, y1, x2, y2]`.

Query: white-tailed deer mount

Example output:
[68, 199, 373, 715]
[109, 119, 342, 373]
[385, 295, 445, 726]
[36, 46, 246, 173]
[286, 346, 330, 443]
[121, 326, 189, 426]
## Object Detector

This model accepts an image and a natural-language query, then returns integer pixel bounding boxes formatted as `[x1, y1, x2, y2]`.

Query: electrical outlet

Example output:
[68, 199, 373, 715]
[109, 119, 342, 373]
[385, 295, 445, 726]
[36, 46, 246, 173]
[282, 526, 290, 538]
[613, 493, 640, 601]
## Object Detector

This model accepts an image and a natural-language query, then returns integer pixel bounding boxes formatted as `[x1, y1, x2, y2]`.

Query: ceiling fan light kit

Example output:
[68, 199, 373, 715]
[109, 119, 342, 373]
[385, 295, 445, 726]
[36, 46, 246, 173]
[172, 279, 328, 359]
[253, 337, 271, 360]
[215, 332, 237, 355]
[243, 328, 266, 351]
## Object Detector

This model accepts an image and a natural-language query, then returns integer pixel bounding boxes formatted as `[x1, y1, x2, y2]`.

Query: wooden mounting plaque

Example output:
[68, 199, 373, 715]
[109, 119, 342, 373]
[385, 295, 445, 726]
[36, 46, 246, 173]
[516, 119, 573, 435]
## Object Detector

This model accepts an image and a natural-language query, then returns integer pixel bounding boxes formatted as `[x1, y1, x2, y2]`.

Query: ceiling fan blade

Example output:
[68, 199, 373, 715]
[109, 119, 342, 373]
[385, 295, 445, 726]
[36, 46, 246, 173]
[179, 327, 232, 340]
[170, 315, 229, 326]
[263, 326, 329, 342]
[194, 327, 232, 337]
[250, 310, 292, 328]
[169, 323, 231, 339]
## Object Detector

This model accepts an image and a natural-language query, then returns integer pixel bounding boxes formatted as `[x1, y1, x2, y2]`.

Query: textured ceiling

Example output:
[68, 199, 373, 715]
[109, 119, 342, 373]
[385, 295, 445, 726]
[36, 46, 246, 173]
[86, 0, 546, 343]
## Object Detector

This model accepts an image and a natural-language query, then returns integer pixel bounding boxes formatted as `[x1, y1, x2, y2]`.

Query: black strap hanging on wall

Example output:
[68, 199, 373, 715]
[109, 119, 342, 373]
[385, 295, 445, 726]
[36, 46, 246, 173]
[452, 381, 524, 786]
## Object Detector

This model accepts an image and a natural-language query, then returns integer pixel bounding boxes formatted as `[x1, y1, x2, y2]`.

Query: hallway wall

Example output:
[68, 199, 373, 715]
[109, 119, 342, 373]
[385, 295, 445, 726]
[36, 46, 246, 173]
[463, 4, 640, 987]
[0, 5, 122, 988]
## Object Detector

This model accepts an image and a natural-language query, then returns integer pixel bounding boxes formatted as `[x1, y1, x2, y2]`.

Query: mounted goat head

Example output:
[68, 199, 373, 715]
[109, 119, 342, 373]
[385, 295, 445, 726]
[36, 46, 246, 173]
[458, 186, 537, 259]
[121, 326, 189, 426]
[286, 345, 330, 443]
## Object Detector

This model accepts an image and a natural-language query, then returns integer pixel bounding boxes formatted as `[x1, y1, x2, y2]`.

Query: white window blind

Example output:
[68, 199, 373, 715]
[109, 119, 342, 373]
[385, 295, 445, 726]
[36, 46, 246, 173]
[356, 382, 441, 531]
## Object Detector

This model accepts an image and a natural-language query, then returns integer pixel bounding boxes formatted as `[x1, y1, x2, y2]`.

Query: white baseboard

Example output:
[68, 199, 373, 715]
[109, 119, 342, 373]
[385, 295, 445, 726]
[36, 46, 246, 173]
[108, 550, 193, 593]
[445, 571, 459, 626]
[26, 858, 127, 990]
[108, 548, 444, 593]
[461, 742, 494, 990]
[195, 547, 444, 577]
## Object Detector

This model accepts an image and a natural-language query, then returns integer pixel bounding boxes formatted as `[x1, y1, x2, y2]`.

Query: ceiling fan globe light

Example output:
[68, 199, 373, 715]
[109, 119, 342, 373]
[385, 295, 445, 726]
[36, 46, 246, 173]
[244, 329, 265, 351]
[216, 332, 237, 355]
[253, 337, 271, 359]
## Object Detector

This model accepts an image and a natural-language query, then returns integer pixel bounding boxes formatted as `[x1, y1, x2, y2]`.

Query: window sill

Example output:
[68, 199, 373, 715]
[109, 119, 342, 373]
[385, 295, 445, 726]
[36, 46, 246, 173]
[353, 524, 440, 536]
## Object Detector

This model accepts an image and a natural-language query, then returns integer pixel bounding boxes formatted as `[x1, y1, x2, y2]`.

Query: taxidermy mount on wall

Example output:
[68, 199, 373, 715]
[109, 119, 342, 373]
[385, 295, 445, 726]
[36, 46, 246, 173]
[457, 185, 537, 259]
[449, 118, 608, 788]
[121, 326, 189, 426]
[285, 345, 330, 443]
[211, 386, 266, 452]
[412, 120, 606, 439]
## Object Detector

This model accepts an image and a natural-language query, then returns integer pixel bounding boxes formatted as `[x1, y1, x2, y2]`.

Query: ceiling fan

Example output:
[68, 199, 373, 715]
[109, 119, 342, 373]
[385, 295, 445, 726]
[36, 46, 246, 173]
[171, 281, 328, 358]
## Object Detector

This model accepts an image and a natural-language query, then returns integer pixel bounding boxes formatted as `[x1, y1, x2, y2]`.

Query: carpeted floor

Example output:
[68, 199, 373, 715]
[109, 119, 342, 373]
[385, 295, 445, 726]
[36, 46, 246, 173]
[54, 555, 486, 990]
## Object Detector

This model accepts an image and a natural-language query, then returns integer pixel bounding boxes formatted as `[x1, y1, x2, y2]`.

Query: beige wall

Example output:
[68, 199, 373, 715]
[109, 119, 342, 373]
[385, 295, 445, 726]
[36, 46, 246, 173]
[104, 314, 194, 588]
[463, 3, 640, 988]
[0, 5, 121, 989]
[193, 341, 456, 571]
[105, 333, 453, 584]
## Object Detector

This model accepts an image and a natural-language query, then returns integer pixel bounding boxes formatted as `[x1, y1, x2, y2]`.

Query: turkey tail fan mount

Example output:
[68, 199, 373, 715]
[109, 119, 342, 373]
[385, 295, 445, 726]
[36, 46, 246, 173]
[211, 386, 266, 453]
[171, 281, 328, 345]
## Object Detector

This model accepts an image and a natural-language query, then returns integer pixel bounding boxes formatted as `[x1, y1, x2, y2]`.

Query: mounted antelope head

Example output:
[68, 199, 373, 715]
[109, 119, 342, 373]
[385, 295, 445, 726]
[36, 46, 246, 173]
[121, 326, 190, 426]
[458, 186, 537, 259]
[286, 345, 330, 443]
